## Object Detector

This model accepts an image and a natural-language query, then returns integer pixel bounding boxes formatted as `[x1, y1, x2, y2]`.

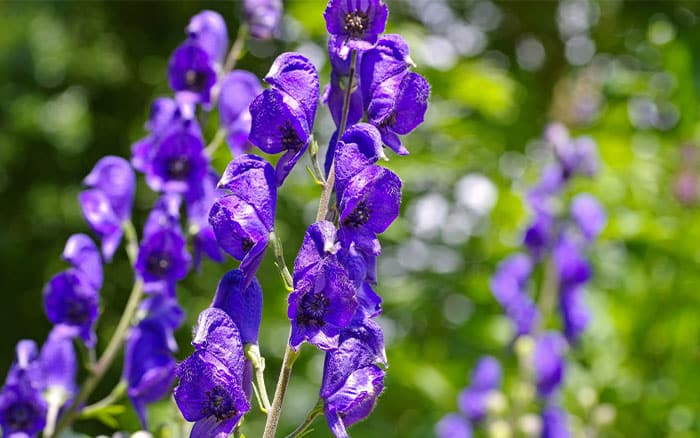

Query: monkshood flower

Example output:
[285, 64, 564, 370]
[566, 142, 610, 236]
[553, 235, 590, 289]
[145, 117, 209, 195]
[249, 53, 319, 185]
[0, 341, 47, 437]
[338, 165, 402, 249]
[135, 225, 191, 296]
[132, 98, 179, 174]
[365, 71, 430, 155]
[542, 405, 571, 438]
[457, 356, 502, 422]
[244, 0, 283, 40]
[333, 123, 385, 201]
[559, 285, 589, 344]
[435, 413, 472, 438]
[218, 71, 262, 156]
[570, 194, 606, 243]
[39, 327, 78, 408]
[490, 254, 540, 336]
[320, 320, 386, 438]
[324, 0, 388, 51]
[534, 332, 566, 399]
[44, 234, 102, 347]
[523, 208, 554, 260]
[168, 42, 217, 110]
[544, 123, 599, 180]
[187, 10, 228, 67]
[211, 269, 263, 346]
[210, 155, 276, 283]
[136, 294, 185, 352]
[124, 319, 178, 429]
[174, 308, 250, 437]
[359, 34, 413, 107]
[289, 258, 357, 350]
[79, 156, 135, 261]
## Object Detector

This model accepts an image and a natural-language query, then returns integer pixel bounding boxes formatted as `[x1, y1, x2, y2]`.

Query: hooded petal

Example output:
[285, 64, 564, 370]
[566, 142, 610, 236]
[339, 165, 402, 234]
[209, 195, 270, 262]
[135, 227, 191, 288]
[534, 333, 566, 398]
[218, 71, 262, 155]
[334, 123, 384, 200]
[168, 42, 217, 108]
[435, 413, 472, 438]
[248, 88, 310, 156]
[192, 308, 245, 379]
[570, 194, 606, 243]
[211, 270, 263, 345]
[187, 10, 228, 65]
[324, 365, 385, 437]
[39, 327, 77, 400]
[293, 221, 338, 285]
[359, 34, 412, 104]
[62, 233, 102, 290]
[243, 0, 283, 40]
[265, 52, 320, 128]
[43, 270, 99, 347]
[218, 155, 277, 230]
[83, 156, 136, 221]
[79, 188, 123, 262]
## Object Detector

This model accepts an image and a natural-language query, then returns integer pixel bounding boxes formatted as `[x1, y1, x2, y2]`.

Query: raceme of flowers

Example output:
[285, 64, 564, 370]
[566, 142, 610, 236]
[0, 1, 430, 437]
[436, 123, 606, 438]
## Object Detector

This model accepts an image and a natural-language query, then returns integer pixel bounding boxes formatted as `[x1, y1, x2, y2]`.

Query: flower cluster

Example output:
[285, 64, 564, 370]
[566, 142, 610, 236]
[439, 123, 605, 437]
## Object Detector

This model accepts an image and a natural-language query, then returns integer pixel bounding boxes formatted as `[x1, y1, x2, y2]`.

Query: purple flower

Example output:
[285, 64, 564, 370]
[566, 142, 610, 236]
[135, 227, 191, 295]
[288, 261, 358, 351]
[338, 165, 402, 238]
[544, 123, 598, 179]
[457, 356, 501, 422]
[0, 341, 47, 436]
[145, 118, 209, 194]
[217, 154, 277, 231]
[324, 71, 364, 130]
[534, 333, 566, 398]
[211, 269, 263, 345]
[0, 385, 47, 437]
[293, 221, 340, 284]
[132, 98, 180, 174]
[553, 235, 590, 288]
[328, 35, 357, 76]
[265, 52, 320, 133]
[334, 123, 384, 200]
[542, 405, 571, 438]
[39, 328, 77, 404]
[490, 254, 539, 336]
[43, 269, 99, 347]
[324, 0, 388, 51]
[323, 365, 385, 438]
[80, 156, 135, 261]
[144, 194, 182, 240]
[435, 413, 472, 438]
[174, 308, 250, 437]
[359, 34, 413, 105]
[62, 233, 102, 290]
[560, 285, 590, 344]
[366, 71, 430, 155]
[83, 156, 135, 221]
[168, 42, 218, 109]
[523, 209, 555, 260]
[243, 0, 283, 40]
[218, 71, 263, 156]
[249, 89, 311, 185]
[187, 10, 228, 66]
[124, 319, 178, 429]
[137, 294, 185, 352]
[570, 194, 606, 243]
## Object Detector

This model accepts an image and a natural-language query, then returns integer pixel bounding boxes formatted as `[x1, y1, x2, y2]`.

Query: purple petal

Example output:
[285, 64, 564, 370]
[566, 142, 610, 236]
[534, 332, 566, 398]
[187, 10, 228, 65]
[339, 165, 402, 234]
[43, 270, 99, 348]
[293, 221, 338, 285]
[79, 189, 123, 262]
[324, 0, 388, 50]
[560, 285, 590, 344]
[62, 234, 102, 290]
[135, 227, 191, 289]
[435, 413, 472, 438]
[211, 270, 263, 345]
[39, 328, 78, 398]
[244, 0, 283, 40]
[83, 156, 136, 221]
[168, 42, 217, 108]
[570, 194, 605, 242]
[218, 155, 277, 230]
[542, 405, 571, 438]
[334, 123, 384, 200]
[208, 195, 270, 261]
[248, 89, 310, 155]
[264, 52, 320, 128]
[324, 365, 385, 436]
[359, 34, 412, 104]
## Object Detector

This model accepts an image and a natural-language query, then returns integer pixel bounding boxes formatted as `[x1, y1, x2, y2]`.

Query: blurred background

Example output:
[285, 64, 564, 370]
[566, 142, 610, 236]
[1, 0, 700, 436]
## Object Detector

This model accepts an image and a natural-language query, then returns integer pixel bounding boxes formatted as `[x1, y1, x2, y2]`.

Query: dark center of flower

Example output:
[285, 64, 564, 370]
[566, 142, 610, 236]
[185, 69, 208, 92]
[378, 111, 397, 129]
[146, 252, 172, 278]
[279, 121, 304, 151]
[7, 402, 39, 431]
[297, 292, 330, 327]
[64, 298, 90, 325]
[343, 11, 369, 38]
[343, 199, 371, 228]
[241, 237, 254, 253]
[203, 385, 237, 421]
[167, 156, 191, 180]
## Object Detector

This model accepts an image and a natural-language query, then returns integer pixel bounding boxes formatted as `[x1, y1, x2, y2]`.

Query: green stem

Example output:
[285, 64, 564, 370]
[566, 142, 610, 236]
[122, 220, 139, 266]
[246, 344, 272, 413]
[316, 49, 357, 223]
[262, 341, 300, 438]
[269, 231, 294, 291]
[52, 278, 143, 437]
[205, 127, 227, 157]
[79, 380, 127, 418]
[284, 399, 324, 438]
[224, 24, 248, 74]
[537, 256, 559, 332]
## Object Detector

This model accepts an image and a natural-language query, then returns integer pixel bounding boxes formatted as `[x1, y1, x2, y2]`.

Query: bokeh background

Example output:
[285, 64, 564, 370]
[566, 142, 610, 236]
[2, 0, 700, 436]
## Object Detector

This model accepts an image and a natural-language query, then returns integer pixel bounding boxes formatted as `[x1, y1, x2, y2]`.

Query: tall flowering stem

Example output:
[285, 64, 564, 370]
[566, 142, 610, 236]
[262, 46, 358, 438]
[51, 224, 144, 438]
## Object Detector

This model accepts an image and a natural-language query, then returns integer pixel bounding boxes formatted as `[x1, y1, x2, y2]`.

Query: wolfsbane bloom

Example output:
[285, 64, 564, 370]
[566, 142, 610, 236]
[458, 356, 502, 422]
[244, 0, 283, 40]
[324, 0, 388, 51]
[187, 10, 228, 66]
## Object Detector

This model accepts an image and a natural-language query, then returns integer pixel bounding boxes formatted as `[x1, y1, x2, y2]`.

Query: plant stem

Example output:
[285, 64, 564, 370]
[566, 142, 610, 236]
[79, 380, 127, 418]
[205, 127, 227, 157]
[246, 344, 272, 413]
[262, 341, 300, 438]
[224, 24, 248, 74]
[284, 399, 324, 438]
[269, 231, 294, 291]
[122, 220, 139, 266]
[316, 49, 357, 223]
[537, 256, 559, 332]
[51, 277, 144, 437]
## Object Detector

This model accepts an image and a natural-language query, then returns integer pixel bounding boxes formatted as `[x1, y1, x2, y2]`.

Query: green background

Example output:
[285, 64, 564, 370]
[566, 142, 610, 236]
[1, 0, 700, 436]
